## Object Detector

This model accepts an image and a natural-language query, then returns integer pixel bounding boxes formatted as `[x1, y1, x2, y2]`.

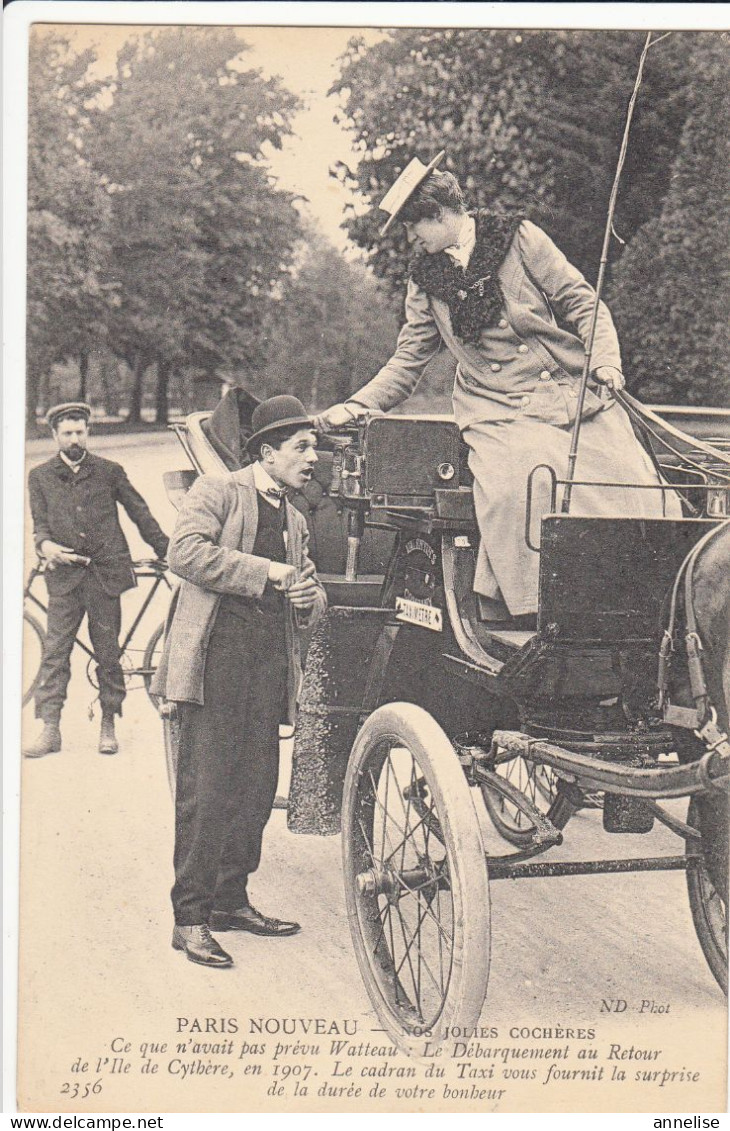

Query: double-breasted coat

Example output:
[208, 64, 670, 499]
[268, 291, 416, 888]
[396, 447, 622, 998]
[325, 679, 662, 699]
[28, 452, 169, 595]
[348, 220, 677, 614]
[151, 462, 327, 722]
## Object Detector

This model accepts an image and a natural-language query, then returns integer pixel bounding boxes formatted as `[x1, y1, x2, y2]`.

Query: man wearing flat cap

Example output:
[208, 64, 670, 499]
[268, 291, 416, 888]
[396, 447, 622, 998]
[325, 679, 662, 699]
[24, 403, 170, 758]
[151, 395, 327, 968]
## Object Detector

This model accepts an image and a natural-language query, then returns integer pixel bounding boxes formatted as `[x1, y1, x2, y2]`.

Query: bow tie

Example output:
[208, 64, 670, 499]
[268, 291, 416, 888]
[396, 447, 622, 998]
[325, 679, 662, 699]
[263, 486, 286, 501]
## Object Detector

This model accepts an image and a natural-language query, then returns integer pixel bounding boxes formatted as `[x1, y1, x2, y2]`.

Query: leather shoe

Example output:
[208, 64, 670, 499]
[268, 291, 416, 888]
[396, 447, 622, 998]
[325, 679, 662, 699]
[209, 905, 301, 936]
[23, 722, 62, 759]
[99, 714, 119, 755]
[172, 924, 233, 967]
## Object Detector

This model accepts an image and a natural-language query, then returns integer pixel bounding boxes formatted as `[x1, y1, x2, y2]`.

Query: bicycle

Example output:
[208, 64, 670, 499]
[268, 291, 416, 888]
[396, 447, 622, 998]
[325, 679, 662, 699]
[22, 558, 172, 710]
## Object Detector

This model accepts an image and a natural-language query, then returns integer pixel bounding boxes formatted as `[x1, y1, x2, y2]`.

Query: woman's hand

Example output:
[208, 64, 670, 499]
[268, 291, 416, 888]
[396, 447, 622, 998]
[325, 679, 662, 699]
[593, 366, 625, 393]
[312, 402, 365, 433]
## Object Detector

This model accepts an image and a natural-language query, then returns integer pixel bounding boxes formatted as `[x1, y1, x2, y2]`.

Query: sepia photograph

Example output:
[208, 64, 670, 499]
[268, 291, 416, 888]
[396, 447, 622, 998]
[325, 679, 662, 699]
[4, 2, 730, 1121]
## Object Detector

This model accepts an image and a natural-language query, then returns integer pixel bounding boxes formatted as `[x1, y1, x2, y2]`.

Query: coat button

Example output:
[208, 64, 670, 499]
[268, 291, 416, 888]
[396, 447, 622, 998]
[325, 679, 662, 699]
[498, 318, 508, 329]
[520, 395, 531, 407]
[490, 363, 501, 372]
[517, 344, 529, 354]
[539, 369, 551, 381]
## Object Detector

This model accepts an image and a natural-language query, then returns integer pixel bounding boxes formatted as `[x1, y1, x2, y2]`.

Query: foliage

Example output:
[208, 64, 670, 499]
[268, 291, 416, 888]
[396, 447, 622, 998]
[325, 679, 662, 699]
[83, 26, 303, 419]
[26, 30, 111, 423]
[26, 26, 304, 423]
[257, 229, 402, 409]
[609, 33, 730, 405]
[332, 29, 695, 290]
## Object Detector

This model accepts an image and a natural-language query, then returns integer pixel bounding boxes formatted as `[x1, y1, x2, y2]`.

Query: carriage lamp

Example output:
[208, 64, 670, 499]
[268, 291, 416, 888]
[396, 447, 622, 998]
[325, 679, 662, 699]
[437, 462, 456, 482]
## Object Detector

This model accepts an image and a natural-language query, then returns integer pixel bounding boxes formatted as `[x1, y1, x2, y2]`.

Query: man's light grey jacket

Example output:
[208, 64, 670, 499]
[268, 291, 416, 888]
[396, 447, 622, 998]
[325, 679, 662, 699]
[151, 462, 327, 719]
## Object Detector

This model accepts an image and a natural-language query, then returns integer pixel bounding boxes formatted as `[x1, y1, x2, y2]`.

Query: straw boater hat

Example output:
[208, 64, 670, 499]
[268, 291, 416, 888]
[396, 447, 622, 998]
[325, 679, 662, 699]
[378, 150, 446, 235]
[45, 402, 92, 430]
[246, 395, 314, 453]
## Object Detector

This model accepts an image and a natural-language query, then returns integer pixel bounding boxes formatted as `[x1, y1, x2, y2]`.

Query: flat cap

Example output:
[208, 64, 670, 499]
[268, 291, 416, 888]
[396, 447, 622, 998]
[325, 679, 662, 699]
[45, 402, 92, 429]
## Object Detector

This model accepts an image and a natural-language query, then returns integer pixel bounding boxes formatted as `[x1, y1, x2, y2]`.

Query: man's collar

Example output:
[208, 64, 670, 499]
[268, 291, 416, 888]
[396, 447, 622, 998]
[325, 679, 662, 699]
[58, 450, 88, 474]
[252, 460, 285, 505]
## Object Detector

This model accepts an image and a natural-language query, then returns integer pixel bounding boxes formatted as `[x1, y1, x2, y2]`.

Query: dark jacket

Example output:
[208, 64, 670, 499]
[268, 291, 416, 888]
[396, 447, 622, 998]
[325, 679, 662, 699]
[28, 452, 169, 596]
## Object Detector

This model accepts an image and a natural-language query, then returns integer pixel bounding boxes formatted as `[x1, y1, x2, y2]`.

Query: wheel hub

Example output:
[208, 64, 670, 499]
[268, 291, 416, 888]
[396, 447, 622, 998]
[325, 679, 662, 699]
[356, 862, 445, 902]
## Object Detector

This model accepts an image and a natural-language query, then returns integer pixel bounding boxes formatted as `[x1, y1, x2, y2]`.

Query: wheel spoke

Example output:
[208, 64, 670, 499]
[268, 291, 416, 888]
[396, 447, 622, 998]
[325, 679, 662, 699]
[356, 816, 375, 864]
[383, 806, 434, 867]
[368, 767, 405, 860]
[391, 897, 423, 1021]
[393, 898, 448, 1005]
[393, 871, 454, 946]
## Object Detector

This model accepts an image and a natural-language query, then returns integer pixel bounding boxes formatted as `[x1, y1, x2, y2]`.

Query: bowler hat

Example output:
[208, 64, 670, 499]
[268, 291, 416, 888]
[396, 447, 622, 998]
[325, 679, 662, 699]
[379, 151, 446, 235]
[246, 395, 314, 453]
[45, 402, 92, 430]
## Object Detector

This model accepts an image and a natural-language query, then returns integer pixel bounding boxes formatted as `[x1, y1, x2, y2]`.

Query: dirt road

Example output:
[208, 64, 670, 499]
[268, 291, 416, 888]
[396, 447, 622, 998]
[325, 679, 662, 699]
[13, 432, 727, 1114]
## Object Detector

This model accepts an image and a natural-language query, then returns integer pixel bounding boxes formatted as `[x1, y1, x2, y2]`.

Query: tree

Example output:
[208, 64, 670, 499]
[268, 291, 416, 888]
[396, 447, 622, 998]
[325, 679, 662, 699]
[608, 34, 730, 405]
[257, 229, 402, 409]
[331, 29, 694, 290]
[84, 26, 303, 421]
[26, 30, 111, 426]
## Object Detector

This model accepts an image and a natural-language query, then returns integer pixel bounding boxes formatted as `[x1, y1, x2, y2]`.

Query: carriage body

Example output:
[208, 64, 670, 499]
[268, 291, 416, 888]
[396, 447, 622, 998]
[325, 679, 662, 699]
[163, 398, 730, 1055]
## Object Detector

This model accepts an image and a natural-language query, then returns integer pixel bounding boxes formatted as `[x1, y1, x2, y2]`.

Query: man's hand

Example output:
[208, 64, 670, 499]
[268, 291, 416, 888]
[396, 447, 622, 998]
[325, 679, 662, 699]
[285, 573, 319, 612]
[312, 402, 365, 434]
[40, 540, 90, 570]
[593, 366, 625, 393]
[267, 561, 298, 591]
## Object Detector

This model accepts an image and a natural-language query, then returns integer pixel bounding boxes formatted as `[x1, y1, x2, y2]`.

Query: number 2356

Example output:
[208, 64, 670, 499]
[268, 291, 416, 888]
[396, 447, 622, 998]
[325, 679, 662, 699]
[60, 1080, 103, 1098]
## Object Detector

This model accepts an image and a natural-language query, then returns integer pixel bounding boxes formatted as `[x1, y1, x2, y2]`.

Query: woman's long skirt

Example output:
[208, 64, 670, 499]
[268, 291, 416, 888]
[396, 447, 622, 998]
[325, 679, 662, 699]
[464, 404, 682, 616]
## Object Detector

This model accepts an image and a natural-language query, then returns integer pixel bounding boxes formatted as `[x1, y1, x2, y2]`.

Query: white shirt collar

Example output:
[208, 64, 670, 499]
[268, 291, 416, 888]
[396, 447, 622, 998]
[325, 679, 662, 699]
[59, 450, 87, 474]
[444, 213, 476, 270]
[252, 460, 284, 507]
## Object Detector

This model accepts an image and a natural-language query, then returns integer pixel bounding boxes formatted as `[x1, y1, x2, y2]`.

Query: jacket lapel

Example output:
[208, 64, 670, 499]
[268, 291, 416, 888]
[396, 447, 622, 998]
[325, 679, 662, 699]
[231, 462, 259, 553]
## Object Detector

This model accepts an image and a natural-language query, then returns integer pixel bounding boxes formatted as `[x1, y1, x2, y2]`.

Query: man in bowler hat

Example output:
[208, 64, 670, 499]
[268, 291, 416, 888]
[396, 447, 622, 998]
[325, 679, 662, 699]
[151, 395, 327, 968]
[24, 403, 170, 758]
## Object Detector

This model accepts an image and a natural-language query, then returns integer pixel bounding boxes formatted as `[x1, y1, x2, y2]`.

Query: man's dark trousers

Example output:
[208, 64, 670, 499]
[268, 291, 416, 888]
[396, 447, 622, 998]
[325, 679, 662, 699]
[35, 570, 126, 723]
[171, 604, 287, 926]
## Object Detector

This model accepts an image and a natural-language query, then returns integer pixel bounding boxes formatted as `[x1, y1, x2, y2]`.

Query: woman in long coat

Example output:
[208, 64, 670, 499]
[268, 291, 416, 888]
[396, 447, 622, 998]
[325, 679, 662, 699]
[315, 155, 679, 619]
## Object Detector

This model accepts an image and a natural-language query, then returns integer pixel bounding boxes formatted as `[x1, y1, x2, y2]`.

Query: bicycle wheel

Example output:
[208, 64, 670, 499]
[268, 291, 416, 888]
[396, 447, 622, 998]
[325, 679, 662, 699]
[22, 612, 46, 707]
[142, 621, 165, 709]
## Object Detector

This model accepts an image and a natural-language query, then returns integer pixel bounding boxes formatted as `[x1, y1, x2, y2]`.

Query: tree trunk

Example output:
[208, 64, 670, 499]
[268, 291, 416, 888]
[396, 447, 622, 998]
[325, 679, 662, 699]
[155, 358, 171, 424]
[98, 357, 120, 417]
[77, 351, 89, 401]
[127, 355, 146, 423]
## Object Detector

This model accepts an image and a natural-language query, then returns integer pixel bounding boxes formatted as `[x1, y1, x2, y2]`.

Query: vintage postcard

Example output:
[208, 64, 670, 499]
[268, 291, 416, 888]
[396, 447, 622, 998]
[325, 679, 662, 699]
[4, 2, 729, 1122]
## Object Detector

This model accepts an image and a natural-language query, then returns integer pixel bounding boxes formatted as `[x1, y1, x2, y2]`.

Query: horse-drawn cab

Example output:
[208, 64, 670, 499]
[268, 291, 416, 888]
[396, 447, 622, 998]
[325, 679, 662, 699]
[163, 388, 730, 1056]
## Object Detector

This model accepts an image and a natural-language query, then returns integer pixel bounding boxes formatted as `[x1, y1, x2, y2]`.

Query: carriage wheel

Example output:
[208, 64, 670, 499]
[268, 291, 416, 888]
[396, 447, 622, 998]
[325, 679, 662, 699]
[22, 611, 46, 707]
[142, 621, 165, 709]
[686, 795, 728, 995]
[342, 702, 491, 1057]
[481, 754, 558, 846]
